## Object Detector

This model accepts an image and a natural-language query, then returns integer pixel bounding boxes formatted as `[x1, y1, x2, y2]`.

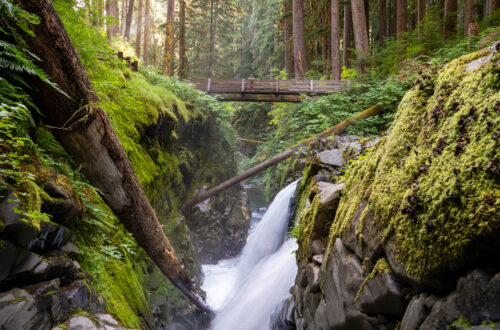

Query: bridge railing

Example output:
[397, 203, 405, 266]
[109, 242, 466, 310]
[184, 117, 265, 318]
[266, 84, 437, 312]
[189, 79, 349, 95]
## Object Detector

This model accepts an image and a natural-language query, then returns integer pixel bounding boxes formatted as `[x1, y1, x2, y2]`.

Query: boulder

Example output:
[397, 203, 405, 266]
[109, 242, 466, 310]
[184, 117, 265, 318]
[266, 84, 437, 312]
[60, 241, 80, 259]
[356, 271, 406, 319]
[42, 181, 80, 225]
[315, 149, 344, 168]
[420, 270, 500, 329]
[61, 279, 105, 315]
[400, 294, 438, 330]
[0, 240, 44, 288]
[0, 288, 51, 330]
[27, 221, 73, 253]
[0, 191, 37, 247]
[66, 316, 98, 330]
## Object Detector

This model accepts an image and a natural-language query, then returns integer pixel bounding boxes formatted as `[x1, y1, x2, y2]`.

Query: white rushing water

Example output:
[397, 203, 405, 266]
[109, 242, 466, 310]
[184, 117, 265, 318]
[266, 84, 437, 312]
[201, 181, 298, 330]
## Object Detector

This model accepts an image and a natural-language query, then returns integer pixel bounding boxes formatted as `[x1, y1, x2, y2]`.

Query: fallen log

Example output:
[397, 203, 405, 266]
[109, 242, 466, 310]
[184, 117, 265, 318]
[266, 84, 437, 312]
[184, 104, 385, 208]
[17, 0, 211, 313]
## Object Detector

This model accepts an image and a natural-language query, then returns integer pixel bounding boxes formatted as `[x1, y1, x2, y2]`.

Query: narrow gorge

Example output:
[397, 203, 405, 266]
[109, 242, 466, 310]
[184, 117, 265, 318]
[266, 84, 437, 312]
[0, 0, 499, 329]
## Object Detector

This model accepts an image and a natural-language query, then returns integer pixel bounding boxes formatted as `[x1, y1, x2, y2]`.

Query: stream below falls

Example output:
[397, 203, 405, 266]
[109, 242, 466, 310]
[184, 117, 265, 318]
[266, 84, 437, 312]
[201, 181, 298, 330]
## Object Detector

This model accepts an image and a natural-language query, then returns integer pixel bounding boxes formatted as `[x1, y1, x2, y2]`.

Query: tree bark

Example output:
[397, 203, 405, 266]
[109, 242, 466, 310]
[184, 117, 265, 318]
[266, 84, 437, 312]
[396, 0, 407, 39]
[120, 0, 127, 36]
[378, 0, 387, 43]
[417, 0, 426, 39]
[388, 0, 397, 37]
[163, 0, 175, 75]
[208, 0, 219, 77]
[135, 0, 143, 57]
[284, 0, 294, 77]
[343, 1, 353, 67]
[293, 0, 307, 78]
[178, 0, 187, 79]
[331, 0, 341, 80]
[143, 0, 151, 65]
[124, 0, 135, 40]
[16, 0, 211, 314]
[350, 0, 370, 74]
[464, 0, 473, 37]
[492, 0, 500, 14]
[184, 104, 385, 208]
[106, 0, 120, 43]
[443, 0, 457, 39]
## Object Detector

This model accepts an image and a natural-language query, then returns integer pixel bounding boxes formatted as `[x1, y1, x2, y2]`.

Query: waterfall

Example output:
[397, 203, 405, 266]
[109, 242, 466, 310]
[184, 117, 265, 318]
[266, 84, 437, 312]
[201, 181, 298, 330]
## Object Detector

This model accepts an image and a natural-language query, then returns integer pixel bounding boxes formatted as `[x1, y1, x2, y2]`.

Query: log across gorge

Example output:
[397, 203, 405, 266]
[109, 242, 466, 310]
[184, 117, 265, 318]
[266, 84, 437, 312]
[189, 78, 350, 102]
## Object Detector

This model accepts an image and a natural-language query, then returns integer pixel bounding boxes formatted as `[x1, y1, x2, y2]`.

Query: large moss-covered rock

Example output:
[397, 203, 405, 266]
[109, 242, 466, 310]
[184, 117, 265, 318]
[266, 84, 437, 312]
[329, 47, 500, 289]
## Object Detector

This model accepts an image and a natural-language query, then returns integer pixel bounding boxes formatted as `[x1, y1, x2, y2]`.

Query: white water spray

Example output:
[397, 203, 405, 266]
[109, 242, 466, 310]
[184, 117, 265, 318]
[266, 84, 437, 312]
[202, 181, 298, 330]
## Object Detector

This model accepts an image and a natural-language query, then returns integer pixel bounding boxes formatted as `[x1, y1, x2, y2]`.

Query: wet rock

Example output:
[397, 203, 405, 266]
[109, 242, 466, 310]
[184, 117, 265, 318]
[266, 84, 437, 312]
[60, 241, 80, 259]
[23, 278, 64, 323]
[95, 313, 124, 329]
[309, 239, 325, 256]
[0, 191, 37, 247]
[66, 316, 98, 330]
[0, 240, 44, 288]
[269, 297, 296, 330]
[312, 254, 323, 265]
[306, 263, 321, 293]
[27, 221, 73, 253]
[61, 279, 104, 315]
[318, 238, 379, 330]
[42, 181, 80, 225]
[0, 288, 50, 330]
[315, 149, 344, 168]
[421, 270, 500, 328]
[356, 271, 406, 318]
[400, 294, 438, 330]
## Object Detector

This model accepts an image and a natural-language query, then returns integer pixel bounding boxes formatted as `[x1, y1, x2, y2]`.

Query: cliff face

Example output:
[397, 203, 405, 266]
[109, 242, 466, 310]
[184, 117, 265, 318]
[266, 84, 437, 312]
[292, 45, 500, 329]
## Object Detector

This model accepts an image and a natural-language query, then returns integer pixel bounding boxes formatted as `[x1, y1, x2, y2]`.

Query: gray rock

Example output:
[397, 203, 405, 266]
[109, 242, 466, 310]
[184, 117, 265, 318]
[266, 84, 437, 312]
[0, 191, 37, 247]
[0, 288, 50, 330]
[315, 149, 344, 168]
[67, 316, 98, 330]
[61, 279, 104, 315]
[309, 240, 325, 256]
[27, 221, 73, 253]
[60, 241, 80, 259]
[0, 240, 43, 287]
[306, 263, 321, 293]
[42, 181, 80, 225]
[317, 238, 379, 330]
[400, 294, 436, 330]
[356, 271, 406, 318]
[421, 270, 500, 329]
[312, 254, 323, 265]
[269, 297, 295, 330]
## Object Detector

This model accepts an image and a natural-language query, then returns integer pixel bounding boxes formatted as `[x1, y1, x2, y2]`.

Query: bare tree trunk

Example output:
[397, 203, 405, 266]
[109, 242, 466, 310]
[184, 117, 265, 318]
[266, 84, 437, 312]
[378, 0, 387, 43]
[492, 0, 500, 13]
[106, 0, 119, 43]
[293, 0, 307, 78]
[444, 0, 457, 39]
[417, 0, 426, 39]
[331, 0, 341, 80]
[351, 0, 370, 74]
[120, 0, 127, 36]
[388, 0, 397, 37]
[135, 0, 143, 57]
[124, 0, 135, 40]
[464, 0, 473, 37]
[184, 104, 386, 208]
[163, 0, 175, 75]
[208, 0, 219, 77]
[16, 0, 211, 314]
[284, 0, 294, 78]
[396, 0, 407, 39]
[178, 0, 187, 79]
[143, 0, 151, 65]
[343, 1, 353, 67]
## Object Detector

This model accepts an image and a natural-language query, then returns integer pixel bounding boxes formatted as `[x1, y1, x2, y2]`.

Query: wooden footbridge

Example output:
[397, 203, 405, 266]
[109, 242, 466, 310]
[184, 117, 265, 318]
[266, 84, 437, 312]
[189, 79, 350, 102]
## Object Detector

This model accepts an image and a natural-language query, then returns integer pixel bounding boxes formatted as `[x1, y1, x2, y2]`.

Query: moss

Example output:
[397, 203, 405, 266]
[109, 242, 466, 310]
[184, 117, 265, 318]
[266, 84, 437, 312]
[355, 258, 392, 301]
[325, 49, 500, 280]
[449, 315, 498, 329]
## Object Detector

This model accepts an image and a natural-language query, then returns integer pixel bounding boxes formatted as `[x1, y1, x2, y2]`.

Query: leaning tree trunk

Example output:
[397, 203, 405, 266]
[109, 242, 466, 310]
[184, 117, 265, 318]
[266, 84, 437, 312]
[293, 0, 307, 78]
[184, 104, 385, 208]
[350, 0, 370, 74]
[284, 0, 295, 78]
[16, 0, 211, 314]
[143, 0, 151, 65]
[163, 0, 175, 75]
[331, 0, 341, 80]
[135, 0, 143, 57]
[124, 0, 135, 40]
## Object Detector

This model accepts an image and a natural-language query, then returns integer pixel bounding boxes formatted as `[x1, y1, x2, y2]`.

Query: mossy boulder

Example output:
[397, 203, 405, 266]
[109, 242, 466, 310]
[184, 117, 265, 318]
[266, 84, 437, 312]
[328, 47, 500, 289]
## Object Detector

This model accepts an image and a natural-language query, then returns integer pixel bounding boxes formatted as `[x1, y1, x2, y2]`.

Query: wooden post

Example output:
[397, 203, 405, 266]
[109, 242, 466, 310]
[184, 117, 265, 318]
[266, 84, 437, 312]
[310, 79, 314, 93]
[241, 79, 246, 92]
[117, 51, 124, 60]
[207, 78, 212, 92]
[131, 60, 139, 71]
[125, 56, 131, 66]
